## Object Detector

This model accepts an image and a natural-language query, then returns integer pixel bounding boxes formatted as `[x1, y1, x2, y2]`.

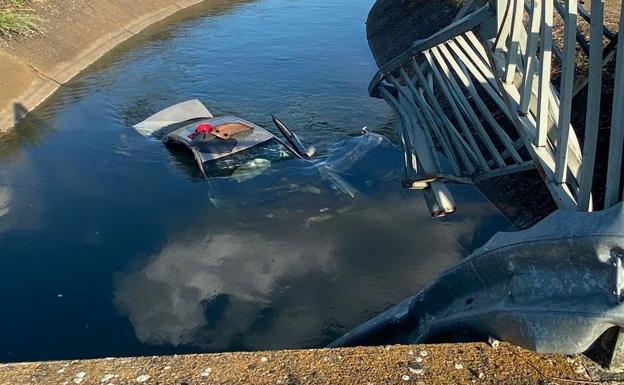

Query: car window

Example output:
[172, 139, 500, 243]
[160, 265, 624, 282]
[202, 138, 296, 179]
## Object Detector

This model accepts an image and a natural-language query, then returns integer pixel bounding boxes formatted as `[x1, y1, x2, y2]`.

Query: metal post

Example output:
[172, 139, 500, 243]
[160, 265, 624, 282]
[577, 0, 605, 211]
[554, 0, 578, 185]
[536, 0, 553, 148]
[605, 0, 624, 208]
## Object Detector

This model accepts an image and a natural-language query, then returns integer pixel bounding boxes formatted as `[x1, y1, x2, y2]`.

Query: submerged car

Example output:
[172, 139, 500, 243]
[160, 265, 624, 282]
[133, 99, 400, 200]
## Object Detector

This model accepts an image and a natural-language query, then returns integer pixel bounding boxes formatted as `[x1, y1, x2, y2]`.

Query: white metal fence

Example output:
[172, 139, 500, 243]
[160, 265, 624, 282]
[370, 0, 623, 216]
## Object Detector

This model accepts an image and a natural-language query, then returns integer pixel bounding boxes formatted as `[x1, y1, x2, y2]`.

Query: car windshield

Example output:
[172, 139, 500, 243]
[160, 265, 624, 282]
[202, 138, 297, 181]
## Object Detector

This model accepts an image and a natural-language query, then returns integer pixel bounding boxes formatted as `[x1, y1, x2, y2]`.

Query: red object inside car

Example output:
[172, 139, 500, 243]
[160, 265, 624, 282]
[189, 123, 214, 139]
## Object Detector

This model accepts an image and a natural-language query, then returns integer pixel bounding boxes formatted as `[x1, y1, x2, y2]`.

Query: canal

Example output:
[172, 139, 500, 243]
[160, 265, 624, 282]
[0, 0, 511, 362]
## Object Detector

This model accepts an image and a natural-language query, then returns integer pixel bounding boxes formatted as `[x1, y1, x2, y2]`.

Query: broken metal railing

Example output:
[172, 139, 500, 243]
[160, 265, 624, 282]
[370, 4, 532, 216]
[369, 0, 623, 215]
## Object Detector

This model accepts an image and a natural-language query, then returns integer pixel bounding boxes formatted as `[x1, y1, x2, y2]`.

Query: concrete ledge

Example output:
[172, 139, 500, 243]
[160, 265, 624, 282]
[0, 0, 218, 132]
[1, 342, 620, 385]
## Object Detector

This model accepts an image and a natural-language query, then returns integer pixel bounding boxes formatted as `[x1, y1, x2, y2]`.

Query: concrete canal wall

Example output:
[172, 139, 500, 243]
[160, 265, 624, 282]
[0, 342, 614, 385]
[0, 0, 232, 133]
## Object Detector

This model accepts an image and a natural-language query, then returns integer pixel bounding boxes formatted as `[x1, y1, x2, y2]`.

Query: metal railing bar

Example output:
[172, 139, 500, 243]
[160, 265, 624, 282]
[604, 3, 624, 208]
[448, 38, 513, 120]
[410, 62, 478, 173]
[423, 50, 491, 170]
[488, 37, 579, 209]
[453, 36, 502, 92]
[453, 57, 525, 164]
[431, 46, 506, 167]
[398, 70, 463, 175]
[438, 44, 523, 164]
[380, 87, 455, 213]
[473, 160, 536, 182]
[380, 86, 419, 180]
[498, 136, 527, 162]
[538, 0, 591, 55]
[572, 34, 619, 96]
[388, 75, 446, 174]
[520, 0, 542, 114]
[577, 1, 617, 41]
[554, 0, 578, 184]
[577, 0, 604, 211]
[418, 88, 477, 174]
[398, 71, 457, 166]
[432, 46, 508, 167]
[465, 30, 491, 65]
[506, 0, 526, 83]
[412, 84, 458, 165]
[536, 0, 554, 148]
[495, 0, 514, 51]
[456, 34, 498, 83]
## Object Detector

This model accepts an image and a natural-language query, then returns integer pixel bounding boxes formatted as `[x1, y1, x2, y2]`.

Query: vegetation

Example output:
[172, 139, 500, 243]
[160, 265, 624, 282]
[0, 0, 42, 38]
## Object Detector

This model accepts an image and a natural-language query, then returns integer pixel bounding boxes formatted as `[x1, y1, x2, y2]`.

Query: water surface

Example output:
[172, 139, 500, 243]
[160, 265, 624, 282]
[0, 0, 511, 362]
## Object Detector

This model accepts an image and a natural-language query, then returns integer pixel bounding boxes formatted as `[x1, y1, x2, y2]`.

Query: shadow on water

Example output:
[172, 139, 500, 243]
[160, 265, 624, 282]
[0, 103, 56, 164]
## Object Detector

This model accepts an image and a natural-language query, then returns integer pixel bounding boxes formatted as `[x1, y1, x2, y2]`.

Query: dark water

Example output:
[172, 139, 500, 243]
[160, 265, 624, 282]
[0, 0, 511, 362]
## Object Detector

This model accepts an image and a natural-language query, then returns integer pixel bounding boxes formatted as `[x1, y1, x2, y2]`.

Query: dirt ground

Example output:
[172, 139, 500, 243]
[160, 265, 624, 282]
[2, 342, 621, 385]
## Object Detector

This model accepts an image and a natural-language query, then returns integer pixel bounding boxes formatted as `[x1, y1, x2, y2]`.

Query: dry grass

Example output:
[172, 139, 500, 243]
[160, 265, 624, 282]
[0, 0, 43, 38]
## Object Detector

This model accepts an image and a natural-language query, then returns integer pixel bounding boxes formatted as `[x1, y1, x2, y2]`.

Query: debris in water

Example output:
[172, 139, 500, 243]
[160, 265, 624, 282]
[488, 336, 500, 349]
[305, 214, 332, 226]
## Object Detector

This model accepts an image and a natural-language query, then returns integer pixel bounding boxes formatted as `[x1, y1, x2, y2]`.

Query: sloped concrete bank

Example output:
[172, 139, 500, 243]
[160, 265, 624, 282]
[0, 0, 233, 133]
[1, 342, 619, 385]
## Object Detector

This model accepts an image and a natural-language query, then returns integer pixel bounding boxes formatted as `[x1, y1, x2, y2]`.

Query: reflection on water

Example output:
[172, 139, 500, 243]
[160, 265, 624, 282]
[0, 0, 511, 362]
[115, 231, 335, 348]
[113, 190, 484, 351]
